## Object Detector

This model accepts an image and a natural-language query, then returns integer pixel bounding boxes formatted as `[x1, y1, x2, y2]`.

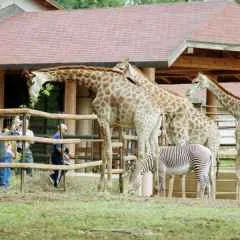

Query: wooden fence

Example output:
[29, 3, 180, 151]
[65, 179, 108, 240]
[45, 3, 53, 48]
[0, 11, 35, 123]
[0, 108, 106, 192]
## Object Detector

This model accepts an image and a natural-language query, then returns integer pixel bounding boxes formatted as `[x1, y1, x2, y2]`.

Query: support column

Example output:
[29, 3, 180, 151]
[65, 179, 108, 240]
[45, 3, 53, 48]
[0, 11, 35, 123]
[206, 90, 218, 120]
[142, 68, 156, 82]
[0, 71, 4, 129]
[141, 67, 156, 196]
[76, 87, 93, 171]
[76, 87, 93, 135]
[206, 75, 218, 200]
[64, 80, 77, 156]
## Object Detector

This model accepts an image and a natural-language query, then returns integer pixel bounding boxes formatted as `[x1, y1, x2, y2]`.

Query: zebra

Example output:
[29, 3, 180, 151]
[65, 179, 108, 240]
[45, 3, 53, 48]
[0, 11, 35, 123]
[129, 144, 213, 199]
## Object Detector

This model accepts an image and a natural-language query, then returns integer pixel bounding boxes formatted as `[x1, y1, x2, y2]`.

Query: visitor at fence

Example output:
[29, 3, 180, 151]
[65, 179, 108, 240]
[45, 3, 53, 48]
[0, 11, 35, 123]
[49, 123, 70, 188]
[13, 117, 34, 176]
[0, 129, 15, 191]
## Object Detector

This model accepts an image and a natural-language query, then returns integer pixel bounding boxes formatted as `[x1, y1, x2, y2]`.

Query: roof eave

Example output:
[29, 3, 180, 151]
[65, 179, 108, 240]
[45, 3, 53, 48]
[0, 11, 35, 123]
[168, 40, 187, 67]
[186, 40, 240, 52]
[41, 0, 64, 10]
[0, 61, 169, 71]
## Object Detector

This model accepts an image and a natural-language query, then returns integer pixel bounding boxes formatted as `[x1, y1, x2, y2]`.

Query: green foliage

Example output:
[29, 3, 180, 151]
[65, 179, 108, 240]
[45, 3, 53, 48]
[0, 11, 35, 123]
[56, 0, 125, 9]
[126, 0, 185, 4]
[40, 83, 54, 97]
[56, 0, 187, 9]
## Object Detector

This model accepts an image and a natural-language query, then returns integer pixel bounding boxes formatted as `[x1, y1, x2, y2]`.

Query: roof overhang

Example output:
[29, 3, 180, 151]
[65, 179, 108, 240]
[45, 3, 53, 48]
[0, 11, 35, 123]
[0, 60, 169, 71]
[37, 0, 63, 10]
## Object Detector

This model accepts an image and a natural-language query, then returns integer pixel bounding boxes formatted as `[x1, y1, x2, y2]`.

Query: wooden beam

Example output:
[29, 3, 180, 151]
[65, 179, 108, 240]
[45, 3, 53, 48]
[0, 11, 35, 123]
[0, 108, 98, 120]
[0, 71, 4, 129]
[64, 79, 77, 155]
[173, 56, 240, 71]
[142, 68, 156, 82]
[0, 161, 103, 171]
[158, 76, 172, 84]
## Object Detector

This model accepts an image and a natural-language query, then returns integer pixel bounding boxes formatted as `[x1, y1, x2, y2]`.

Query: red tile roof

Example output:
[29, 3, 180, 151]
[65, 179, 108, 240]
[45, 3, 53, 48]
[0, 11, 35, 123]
[0, 1, 239, 68]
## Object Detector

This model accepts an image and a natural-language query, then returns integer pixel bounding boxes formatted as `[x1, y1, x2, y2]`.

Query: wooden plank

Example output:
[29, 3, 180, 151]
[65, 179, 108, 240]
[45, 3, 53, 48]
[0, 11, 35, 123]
[123, 155, 137, 161]
[112, 169, 124, 174]
[112, 142, 123, 148]
[0, 135, 103, 144]
[0, 108, 98, 120]
[173, 55, 240, 71]
[0, 160, 102, 170]
[123, 135, 138, 141]
[0, 71, 4, 129]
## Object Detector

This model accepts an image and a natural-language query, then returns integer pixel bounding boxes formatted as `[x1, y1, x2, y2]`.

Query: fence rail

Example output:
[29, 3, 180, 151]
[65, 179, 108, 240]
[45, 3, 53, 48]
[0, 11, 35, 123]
[0, 108, 97, 120]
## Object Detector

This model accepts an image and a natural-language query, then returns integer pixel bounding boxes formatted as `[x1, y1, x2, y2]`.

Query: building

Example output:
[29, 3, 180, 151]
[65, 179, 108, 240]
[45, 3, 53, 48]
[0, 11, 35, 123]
[0, 1, 239, 160]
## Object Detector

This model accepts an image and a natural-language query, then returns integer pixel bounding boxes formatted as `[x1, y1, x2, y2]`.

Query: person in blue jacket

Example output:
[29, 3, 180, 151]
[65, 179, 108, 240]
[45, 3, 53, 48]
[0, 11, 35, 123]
[48, 123, 69, 187]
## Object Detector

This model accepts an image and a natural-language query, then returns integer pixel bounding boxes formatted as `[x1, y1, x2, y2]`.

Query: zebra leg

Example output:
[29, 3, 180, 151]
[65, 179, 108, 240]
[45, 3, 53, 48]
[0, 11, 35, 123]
[168, 175, 175, 198]
[181, 175, 186, 198]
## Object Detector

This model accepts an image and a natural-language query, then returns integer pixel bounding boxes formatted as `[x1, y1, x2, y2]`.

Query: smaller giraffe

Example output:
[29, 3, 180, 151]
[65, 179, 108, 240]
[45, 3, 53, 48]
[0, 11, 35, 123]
[187, 72, 240, 200]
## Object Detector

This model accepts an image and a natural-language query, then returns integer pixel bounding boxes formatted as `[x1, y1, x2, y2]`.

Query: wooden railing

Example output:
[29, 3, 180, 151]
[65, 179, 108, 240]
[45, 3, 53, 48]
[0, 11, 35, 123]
[0, 108, 105, 192]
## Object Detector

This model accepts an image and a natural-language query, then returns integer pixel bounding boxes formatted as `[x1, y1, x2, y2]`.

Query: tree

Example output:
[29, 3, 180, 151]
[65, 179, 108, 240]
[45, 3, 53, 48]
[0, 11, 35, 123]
[56, 0, 125, 9]
[56, 0, 189, 9]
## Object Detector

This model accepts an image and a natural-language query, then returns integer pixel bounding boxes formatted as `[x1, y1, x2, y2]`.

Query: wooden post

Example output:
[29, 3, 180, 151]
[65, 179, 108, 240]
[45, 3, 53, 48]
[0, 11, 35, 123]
[63, 171, 66, 191]
[20, 169, 24, 192]
[64, 80, 77, 156]
[206, 75, 218, 200]
[181, 175, 186, 198]
[168, 175, 175, 198]
[20, 114, 27, 192]
[141, 68, 156, 196]
[206, 90, 218, 120]
[236, 121, 240, 200]
[76, 87, 93, 172]
[0, 71, 4, 129]
[142, 68, 156, 82]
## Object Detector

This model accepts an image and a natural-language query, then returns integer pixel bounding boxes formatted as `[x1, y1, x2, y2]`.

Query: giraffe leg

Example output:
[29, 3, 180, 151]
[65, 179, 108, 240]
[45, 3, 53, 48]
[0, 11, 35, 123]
[211, 166, 216, 200]
[168, 175, 174, 198]
[236, 124, 240, 200]
[236, 159, 240, 200]
[158, 161, 166, 197]
[128, 136, 145, 195]
[181, 175, 186, 198]
[98, 126, 106, 192]
[150, 113, 162, 196]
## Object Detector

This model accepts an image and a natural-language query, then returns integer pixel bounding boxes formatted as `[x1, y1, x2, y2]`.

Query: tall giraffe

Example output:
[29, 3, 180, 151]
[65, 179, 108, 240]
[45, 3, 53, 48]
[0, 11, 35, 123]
[187, 72, 240, 200]
[25, 65, 162, 194]
[114, 61, 220, 199]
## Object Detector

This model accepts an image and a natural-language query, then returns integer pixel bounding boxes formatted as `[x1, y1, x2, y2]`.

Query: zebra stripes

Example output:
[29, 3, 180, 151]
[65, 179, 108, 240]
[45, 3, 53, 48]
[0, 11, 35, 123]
[131, 144, 213, 199]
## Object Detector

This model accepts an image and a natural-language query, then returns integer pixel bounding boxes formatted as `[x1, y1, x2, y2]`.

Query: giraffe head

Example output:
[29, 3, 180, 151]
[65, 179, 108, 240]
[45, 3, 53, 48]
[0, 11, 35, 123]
[186, 73, 209, 98]
[113, 60, 144, 86]
[25, 70, 56, 106]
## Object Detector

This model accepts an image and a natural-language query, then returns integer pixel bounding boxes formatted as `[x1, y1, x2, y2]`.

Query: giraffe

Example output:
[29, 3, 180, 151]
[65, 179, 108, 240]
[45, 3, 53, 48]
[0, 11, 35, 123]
[187, 72, 240, 200]
[113, 61, 220, 199]
[25, 65, 162, 194]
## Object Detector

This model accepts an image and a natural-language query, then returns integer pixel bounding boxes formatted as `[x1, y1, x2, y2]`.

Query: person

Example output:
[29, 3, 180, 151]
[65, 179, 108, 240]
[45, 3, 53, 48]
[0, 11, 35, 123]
[0, 129, 15, 191]
[49, 123, 70, 187]
[13, 117, 34, 176]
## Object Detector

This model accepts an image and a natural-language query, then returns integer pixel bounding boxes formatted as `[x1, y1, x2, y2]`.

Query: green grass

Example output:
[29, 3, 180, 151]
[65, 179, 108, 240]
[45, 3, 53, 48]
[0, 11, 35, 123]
[0, 172, 240, 240]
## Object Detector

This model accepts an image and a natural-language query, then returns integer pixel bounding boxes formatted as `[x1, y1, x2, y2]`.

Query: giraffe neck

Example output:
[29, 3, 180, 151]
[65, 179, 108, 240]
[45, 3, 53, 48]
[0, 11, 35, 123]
[48, 67, 118, 92]
[207, 79, 240, 119]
